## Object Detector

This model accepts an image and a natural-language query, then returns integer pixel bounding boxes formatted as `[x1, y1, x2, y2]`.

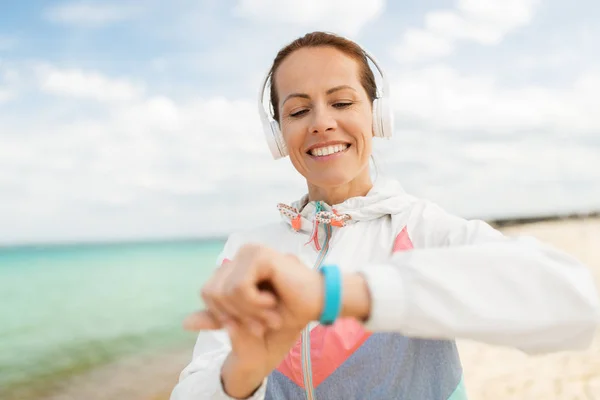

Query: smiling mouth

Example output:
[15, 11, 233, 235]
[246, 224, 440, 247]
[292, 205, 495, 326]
[307, 143, 350, 157]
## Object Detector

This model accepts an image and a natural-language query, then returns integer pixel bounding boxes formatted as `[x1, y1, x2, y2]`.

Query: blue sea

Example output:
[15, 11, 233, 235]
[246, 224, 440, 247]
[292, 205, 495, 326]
[0, 239, 225, 399]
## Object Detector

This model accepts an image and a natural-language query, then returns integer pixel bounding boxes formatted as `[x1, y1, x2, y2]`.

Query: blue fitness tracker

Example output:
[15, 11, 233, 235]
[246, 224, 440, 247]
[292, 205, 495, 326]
[318, 265, 342, 325]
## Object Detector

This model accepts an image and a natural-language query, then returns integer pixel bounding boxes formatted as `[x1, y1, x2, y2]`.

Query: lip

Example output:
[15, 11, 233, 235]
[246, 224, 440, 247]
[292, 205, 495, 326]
[305, 140, 351, 153]
[306, 144, 351, 162]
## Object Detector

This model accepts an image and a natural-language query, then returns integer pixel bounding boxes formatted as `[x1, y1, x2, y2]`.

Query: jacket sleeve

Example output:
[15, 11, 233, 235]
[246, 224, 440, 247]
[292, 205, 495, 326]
[359, 200, 600, 354]
[170, 234, 268, 400]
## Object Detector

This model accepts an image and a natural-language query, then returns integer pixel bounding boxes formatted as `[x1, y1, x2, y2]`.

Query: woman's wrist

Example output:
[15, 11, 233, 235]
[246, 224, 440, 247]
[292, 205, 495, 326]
[313, 269, 372, 324]
[221, 352, 265, 399]
[340, 272, 372, 322]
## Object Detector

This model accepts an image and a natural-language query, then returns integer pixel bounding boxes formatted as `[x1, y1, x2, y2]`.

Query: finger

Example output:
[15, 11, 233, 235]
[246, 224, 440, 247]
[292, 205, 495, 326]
[224, 275, 278, 313]
[213, 295, 266, 337]
[205, 284, 264, 336]
[183, 310, 222, 331]
[217, 290, 266, 337]
[260, 308, 283, 330]
[221, 280, 278, 332]
[202, 267, 244, 322]
[222, 279, 276, 312]
[203, 297, 232, 323]
[211, 286, 246, 322]
[252, 286, 278, 308]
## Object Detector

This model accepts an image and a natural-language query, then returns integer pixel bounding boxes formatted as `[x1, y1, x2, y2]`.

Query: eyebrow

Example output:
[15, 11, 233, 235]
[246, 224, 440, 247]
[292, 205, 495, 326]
[282, 85, 357, 105]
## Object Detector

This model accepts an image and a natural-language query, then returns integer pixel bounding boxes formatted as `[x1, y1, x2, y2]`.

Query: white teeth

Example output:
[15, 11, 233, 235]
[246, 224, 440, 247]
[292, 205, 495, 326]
[310, 144, 348, 157]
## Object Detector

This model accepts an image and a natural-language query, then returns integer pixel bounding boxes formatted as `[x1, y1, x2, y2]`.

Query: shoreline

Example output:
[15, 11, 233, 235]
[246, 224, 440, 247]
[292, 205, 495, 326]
[487, 210, 600, 228]
[39, 345, 192, 400]
[1, 338, 195, 400]
[3, 211, 599, 249]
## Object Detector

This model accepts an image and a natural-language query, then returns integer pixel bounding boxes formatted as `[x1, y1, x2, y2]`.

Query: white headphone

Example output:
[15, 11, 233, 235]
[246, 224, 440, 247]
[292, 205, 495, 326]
[258, 45, 394, 160]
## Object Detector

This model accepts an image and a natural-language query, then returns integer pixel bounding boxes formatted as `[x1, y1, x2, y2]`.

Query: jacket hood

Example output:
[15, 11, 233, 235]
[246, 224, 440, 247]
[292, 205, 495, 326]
[277, 175, 414, 234]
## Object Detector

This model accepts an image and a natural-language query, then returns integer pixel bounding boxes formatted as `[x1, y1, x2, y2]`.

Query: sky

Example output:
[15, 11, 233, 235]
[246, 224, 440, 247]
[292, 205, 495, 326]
[1, 0, 599, 244]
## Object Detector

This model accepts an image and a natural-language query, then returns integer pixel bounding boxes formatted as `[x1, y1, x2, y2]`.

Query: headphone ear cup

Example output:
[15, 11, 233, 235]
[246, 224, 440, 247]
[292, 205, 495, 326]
[372, 98, 383, 138]
[271, 121, 288, 158]
[263, 119, 287, 159]
[377, 98, 394, 138]
[372, 98, 394, 138]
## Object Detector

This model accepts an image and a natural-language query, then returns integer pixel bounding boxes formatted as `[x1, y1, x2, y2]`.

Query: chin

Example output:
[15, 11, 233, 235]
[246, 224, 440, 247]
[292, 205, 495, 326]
[308, 172, 355, 189]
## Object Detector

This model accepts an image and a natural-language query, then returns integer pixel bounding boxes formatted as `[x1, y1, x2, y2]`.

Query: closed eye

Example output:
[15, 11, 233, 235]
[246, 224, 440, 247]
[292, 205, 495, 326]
[290, 109, 309, 118]
[333, 102, 353, 109]
[289, 102, 352, 118]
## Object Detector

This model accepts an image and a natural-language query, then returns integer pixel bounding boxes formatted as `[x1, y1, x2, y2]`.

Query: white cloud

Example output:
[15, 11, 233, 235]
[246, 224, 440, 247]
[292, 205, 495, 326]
[375, 130, 600, 221]
[513, 51, 574, 71]
[390, 64, 600, 134]
[393, 0, 541, 63]
[36, 65, 144, 102]
[43, 2, 139, 27]
[233, 0, 385, 36]
[457, 0, 540, 38]
[393, 28, 454, 63]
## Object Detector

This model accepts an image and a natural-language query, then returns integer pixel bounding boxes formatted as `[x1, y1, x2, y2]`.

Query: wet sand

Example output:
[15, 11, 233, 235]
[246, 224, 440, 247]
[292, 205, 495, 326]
[41, 218, 600, 400]
[38, 346, 191, 400]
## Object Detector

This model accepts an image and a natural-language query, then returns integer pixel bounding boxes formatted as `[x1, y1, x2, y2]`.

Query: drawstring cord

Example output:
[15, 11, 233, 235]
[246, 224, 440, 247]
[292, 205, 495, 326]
[306, 202, 323, 250]
[276, 202, 352, 250]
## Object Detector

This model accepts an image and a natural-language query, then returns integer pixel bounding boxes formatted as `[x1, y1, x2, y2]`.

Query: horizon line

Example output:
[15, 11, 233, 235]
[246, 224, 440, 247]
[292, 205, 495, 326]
[1, 210, 598, 249]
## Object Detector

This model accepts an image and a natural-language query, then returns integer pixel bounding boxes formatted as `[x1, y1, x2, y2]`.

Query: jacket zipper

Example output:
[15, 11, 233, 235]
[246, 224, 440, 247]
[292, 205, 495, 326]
[301, 223, 332, 400]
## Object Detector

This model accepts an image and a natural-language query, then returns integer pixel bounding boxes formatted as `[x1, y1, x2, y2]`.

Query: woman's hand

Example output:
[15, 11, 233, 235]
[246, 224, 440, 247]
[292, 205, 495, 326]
[188, 243, 325, 335]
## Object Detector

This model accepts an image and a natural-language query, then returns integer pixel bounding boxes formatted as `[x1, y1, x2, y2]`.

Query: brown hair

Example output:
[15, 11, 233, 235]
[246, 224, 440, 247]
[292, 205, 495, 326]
[267, 31, 377, 123]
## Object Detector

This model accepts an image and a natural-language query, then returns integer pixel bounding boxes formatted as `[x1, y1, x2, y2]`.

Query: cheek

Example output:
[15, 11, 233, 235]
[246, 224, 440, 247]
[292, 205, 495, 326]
[283, 116, 310, 139]
[282, 127, 302, 151]
[360, 135, 373, 159]
[281, 123, 307, 161]
[350, 119, 374, 153]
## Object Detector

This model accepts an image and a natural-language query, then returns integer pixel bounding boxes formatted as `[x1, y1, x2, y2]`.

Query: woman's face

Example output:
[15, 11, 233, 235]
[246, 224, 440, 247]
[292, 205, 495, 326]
[274, 46, 373, 190]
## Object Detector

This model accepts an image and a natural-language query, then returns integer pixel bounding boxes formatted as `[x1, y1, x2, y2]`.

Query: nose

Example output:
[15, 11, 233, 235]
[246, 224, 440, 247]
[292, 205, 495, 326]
[308, 104, 337, 135]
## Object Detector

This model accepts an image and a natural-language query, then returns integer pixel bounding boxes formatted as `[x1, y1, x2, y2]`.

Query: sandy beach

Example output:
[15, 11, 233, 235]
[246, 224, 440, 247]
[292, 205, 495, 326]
[39, 217, 600, 400]
[458, 217, 600, 400]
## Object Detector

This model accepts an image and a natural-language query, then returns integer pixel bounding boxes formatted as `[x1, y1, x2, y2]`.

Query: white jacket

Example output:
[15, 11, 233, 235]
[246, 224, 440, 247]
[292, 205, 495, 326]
[171, 176, 599, 400]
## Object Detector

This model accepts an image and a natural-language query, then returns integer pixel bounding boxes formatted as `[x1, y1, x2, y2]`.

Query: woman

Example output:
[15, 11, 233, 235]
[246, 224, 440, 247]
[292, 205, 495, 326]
[171, 32, 599, 400]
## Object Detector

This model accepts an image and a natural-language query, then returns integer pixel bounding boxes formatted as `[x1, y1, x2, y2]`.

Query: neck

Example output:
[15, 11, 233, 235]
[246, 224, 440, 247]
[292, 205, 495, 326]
[307, 168, 373, 206]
